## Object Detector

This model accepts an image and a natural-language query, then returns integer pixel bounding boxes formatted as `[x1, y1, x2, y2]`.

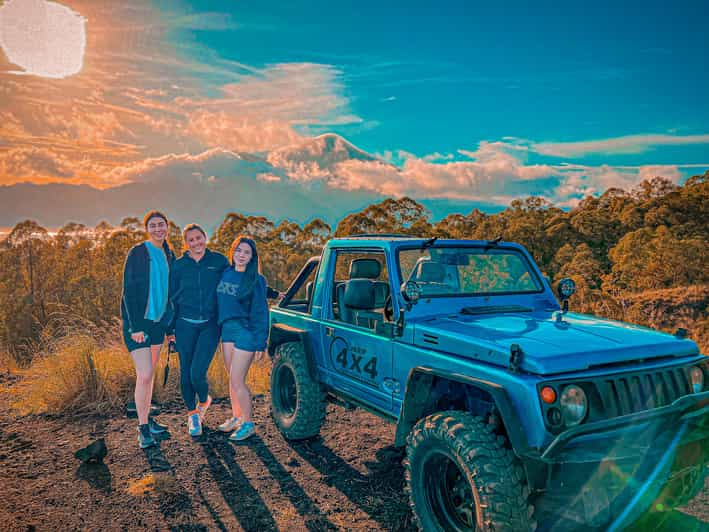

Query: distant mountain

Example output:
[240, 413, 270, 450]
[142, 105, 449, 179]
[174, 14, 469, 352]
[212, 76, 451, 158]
[267, 133, 380, 176]
[0, 134, 487, 229]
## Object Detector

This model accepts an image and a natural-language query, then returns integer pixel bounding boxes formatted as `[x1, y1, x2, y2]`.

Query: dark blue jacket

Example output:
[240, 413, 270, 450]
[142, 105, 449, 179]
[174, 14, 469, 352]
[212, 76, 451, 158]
[121, 241, 176, 334]
[217, 268, 269, 350]
[169, 249, 230, 324]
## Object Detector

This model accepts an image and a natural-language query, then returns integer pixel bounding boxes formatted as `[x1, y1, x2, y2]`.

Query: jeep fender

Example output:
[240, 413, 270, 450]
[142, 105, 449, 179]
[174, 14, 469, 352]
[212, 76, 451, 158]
[394, 366, 529, 455]
[268, 322, 318, 380]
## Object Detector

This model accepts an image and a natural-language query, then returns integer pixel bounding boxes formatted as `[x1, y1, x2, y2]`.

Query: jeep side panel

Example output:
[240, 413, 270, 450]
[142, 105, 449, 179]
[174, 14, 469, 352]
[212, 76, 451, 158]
[314, 244, 395, 413]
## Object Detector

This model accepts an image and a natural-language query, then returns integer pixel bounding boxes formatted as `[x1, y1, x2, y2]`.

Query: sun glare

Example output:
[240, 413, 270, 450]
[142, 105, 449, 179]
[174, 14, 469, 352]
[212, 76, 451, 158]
[0, 0, 86, 79]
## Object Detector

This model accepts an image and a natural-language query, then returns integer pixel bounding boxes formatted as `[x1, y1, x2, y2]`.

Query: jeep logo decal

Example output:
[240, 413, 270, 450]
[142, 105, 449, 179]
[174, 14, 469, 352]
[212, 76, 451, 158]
[329, 336, 378, 381]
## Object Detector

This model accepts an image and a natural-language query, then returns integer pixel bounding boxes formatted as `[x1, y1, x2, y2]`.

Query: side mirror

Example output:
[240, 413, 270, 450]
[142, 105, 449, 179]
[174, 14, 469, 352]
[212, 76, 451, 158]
[556, 278, 576, 312]
[401, 280, 421, 307]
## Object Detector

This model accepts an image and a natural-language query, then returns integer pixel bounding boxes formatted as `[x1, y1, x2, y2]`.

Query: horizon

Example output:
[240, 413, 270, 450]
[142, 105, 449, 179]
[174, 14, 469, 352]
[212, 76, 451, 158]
[1, 0, 708, 227]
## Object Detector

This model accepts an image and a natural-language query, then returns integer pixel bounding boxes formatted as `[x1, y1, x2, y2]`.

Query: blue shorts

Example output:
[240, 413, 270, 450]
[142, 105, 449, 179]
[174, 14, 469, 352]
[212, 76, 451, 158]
[221, 319, 261, 351]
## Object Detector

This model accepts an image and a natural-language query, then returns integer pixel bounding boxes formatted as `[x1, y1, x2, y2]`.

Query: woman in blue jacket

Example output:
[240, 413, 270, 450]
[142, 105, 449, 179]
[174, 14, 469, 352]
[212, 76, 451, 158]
[121, 210, 175, 449]
[217, 235, 269, 441]
[169, 224, 230, 436]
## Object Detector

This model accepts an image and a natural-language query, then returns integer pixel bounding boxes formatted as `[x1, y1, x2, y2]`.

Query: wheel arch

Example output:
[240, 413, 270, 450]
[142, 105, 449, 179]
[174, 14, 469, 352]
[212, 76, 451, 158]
[394, 367, 529, 454]
[268, 322, 318, 380]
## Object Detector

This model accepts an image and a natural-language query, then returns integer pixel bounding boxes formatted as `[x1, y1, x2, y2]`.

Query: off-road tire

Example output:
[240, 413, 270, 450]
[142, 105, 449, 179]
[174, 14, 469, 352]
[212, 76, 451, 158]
[405, 410, 536, 532]
[270, 341, 326, 439]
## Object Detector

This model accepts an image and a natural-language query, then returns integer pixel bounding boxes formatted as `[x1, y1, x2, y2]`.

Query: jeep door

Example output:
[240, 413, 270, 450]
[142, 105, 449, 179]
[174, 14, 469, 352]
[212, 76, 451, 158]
[319, 248, 394, 413]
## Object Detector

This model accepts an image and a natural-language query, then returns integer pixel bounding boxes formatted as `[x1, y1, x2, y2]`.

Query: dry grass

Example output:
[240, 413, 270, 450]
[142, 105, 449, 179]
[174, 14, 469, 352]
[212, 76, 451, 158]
[206, 346, 271, 397]
[10, 328, 272, 417]
[0, 350, 19, 375]
[11, 334, 135, 416]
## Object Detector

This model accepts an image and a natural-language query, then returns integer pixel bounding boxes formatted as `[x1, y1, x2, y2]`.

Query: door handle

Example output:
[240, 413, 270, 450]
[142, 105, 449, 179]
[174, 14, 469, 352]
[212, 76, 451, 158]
[325, 326, 334, 337]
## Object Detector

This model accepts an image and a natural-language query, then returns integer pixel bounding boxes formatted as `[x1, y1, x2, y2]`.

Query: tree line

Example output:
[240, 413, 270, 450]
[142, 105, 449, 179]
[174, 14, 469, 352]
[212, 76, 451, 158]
[1, 171, 707, 362]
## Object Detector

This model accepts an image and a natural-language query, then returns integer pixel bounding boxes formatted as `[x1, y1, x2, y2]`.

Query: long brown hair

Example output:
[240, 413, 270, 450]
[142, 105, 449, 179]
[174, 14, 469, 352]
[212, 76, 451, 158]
[228, 235, 261, 299]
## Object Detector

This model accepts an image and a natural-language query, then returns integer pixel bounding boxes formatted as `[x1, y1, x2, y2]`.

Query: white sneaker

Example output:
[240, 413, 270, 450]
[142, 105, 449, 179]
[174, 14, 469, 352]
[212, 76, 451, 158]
[218, 416, 241, 433]
[197, 395, 212, 422]
[188, 413, 202, 437]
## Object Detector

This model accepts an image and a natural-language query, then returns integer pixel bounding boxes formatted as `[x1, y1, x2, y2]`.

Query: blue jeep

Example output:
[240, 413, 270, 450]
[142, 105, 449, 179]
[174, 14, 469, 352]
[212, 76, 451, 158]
[267, 235, 709, 531]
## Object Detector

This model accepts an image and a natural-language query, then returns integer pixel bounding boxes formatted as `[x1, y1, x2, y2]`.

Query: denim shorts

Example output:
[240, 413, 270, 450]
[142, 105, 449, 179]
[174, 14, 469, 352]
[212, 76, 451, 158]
[122, 320, 166, 352]
[221, 319, 261, 351]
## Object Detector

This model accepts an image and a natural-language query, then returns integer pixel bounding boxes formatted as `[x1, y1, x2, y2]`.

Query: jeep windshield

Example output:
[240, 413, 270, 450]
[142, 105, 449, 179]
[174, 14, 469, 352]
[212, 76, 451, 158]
[398, 245, 543, 297]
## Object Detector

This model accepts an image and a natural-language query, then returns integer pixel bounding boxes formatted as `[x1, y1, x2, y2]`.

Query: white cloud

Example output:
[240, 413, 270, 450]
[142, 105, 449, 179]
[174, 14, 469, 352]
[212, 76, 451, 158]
[532, 133, 709, 157]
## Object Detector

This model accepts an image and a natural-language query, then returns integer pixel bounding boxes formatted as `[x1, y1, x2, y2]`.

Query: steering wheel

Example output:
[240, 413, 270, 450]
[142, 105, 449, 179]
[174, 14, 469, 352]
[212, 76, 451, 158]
[384, 295, 394, 321]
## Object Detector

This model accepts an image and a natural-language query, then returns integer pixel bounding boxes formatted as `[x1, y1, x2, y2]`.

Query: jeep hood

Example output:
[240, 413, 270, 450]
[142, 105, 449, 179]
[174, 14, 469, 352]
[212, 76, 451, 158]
[412, 311, 700, 375]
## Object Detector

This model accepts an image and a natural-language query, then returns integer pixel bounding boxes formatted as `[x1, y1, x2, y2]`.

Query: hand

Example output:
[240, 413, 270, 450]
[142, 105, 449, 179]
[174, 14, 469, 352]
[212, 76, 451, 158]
[254, 350, 265, 362]
[130, 331, 146, 343]
[166, 334, 176, 343]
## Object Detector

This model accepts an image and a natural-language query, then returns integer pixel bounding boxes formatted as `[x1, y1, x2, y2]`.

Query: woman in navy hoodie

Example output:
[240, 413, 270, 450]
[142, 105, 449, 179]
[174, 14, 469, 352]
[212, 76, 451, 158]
[217, 235, 269, 441]
[169, 224, 230, 436]
[121, 210, 175, 449]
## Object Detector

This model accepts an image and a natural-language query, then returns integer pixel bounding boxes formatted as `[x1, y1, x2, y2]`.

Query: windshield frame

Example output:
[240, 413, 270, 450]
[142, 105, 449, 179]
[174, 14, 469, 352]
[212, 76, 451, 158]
[395, 243, 545, 298]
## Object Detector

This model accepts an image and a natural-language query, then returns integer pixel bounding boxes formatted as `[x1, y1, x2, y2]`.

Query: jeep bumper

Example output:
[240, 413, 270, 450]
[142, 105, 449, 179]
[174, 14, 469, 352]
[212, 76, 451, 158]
[525, 391, 709, 530]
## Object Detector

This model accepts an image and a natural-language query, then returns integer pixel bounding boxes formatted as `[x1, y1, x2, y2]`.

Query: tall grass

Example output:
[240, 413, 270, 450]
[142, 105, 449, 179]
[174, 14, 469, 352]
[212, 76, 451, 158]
[0, 349, 19, 374]
[10, 323, 271, 417]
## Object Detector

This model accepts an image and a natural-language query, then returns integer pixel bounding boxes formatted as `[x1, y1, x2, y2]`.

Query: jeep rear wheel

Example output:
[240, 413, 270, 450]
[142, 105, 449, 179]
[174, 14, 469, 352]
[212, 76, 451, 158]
[270, 342, 326, 439]
[405, 411, 535, 532]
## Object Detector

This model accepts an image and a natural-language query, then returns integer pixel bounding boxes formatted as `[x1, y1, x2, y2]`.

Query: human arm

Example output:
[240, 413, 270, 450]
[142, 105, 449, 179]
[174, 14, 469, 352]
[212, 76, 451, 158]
[266, 285, 281, 300]
[121, 246, 142, 335]
[249, 275, 270, 351]
[166, 261, 180, 336]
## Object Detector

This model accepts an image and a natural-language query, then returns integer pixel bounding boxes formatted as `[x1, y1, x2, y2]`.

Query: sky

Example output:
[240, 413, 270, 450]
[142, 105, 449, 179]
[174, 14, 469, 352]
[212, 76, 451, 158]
[0, 0, 708, 227]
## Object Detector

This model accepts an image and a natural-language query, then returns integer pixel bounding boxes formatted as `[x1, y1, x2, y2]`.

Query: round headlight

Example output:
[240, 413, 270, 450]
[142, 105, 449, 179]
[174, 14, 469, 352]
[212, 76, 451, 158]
[557, 278, 576, 300]
[560, 385, 587, 426]
[689, 367, 704, 394]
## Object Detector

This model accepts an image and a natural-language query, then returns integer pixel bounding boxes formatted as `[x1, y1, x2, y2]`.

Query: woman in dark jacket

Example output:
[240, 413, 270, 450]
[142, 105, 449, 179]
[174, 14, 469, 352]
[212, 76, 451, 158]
[121, 210, 175, 449]
[169, 224, 229, 437]
[217, 235, 269, 441]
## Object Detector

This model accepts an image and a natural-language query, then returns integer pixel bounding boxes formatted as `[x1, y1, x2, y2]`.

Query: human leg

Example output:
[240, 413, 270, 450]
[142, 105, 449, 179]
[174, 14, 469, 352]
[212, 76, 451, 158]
[221, 342, 244, 419]
[229, 347, 255, 422]
[130, 347, 155, 426]
[191, 321, 220, 404]
[147, 341, 169, 433]
[175, 319, 199, 411]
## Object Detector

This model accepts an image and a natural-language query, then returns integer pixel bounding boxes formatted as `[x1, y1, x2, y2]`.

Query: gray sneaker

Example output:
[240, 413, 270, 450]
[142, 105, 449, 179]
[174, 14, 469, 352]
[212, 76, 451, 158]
[217, 416, 241, 433]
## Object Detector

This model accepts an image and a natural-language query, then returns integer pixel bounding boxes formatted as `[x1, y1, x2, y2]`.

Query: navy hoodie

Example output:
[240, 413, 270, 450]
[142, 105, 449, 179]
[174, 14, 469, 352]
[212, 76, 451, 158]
[217, 268, 269, 350]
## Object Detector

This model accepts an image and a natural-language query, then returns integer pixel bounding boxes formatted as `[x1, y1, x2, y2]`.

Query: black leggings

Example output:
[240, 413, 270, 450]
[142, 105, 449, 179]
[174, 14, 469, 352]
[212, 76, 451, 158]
[175, 318, 220, 411]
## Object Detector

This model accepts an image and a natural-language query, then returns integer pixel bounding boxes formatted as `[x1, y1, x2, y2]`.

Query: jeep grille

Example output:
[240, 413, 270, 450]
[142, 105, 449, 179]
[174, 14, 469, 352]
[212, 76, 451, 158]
[599, 366, 694, 417]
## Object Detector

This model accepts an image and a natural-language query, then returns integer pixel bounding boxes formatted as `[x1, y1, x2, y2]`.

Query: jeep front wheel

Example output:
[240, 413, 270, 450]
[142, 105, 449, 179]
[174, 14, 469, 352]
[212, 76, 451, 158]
[405, 411, 535, 532]
[270, 342, 326, 439]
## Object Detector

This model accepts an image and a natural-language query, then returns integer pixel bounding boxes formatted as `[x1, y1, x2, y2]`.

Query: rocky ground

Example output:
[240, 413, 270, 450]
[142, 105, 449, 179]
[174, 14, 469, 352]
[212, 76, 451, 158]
[0, 390, 707, 531]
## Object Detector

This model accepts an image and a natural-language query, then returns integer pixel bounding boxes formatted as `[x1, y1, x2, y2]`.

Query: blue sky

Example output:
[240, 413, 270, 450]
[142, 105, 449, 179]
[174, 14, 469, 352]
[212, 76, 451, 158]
[161, 0, 709, 164]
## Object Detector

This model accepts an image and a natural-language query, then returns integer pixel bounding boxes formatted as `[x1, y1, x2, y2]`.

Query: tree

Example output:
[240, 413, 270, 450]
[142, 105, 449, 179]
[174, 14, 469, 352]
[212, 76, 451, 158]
[603, 226, 708, 292]
[335, 197, 432, 236]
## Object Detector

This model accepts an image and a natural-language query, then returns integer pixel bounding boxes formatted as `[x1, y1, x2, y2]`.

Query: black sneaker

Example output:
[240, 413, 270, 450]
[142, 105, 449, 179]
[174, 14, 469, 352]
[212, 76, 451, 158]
[148, 417, 168, 435]
[138, 424, 157, 449]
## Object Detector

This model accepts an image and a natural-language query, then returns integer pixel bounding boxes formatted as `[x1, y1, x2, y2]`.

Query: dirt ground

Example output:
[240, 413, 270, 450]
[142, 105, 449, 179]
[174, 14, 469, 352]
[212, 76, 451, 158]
[0, 390, 707, 531]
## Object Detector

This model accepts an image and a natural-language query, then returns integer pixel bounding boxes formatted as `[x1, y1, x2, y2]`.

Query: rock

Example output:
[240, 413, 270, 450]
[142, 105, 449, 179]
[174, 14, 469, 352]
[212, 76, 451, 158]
[74, 438, 108, 464]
